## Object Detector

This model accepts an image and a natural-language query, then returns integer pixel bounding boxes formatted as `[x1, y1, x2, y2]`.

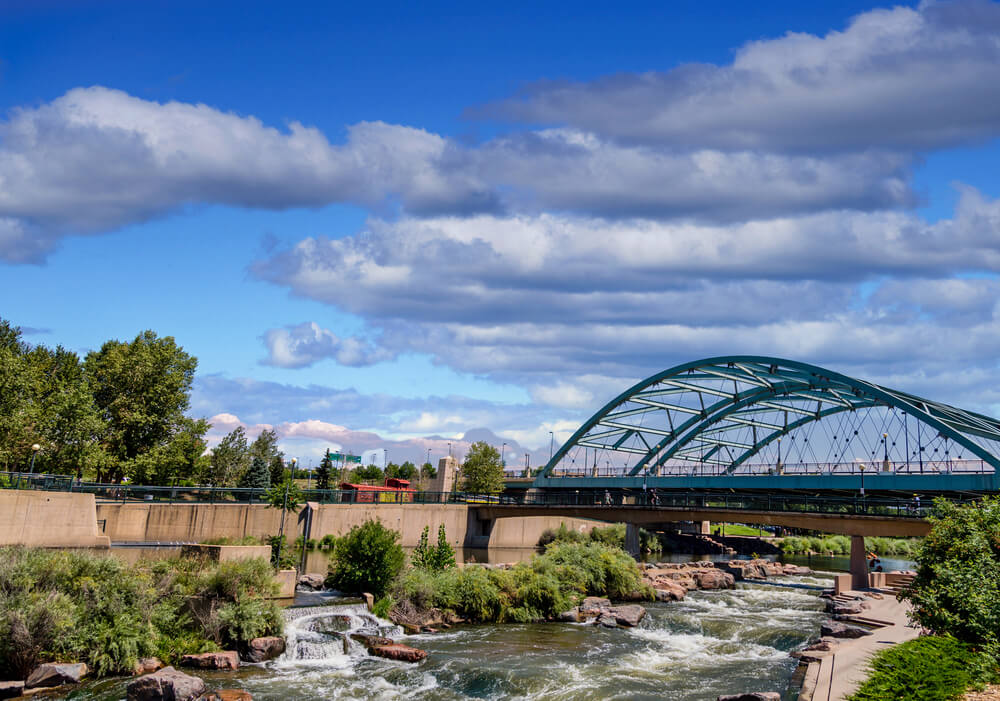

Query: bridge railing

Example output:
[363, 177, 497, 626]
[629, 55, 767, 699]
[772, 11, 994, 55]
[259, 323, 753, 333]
[548, 458, 992, 478]
[0, 470, 976, 518]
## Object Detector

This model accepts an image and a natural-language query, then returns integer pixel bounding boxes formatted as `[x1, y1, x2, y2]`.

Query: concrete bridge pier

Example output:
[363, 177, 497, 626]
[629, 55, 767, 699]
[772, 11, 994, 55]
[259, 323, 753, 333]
[849, 535, 870, 590]
[624, 523, 640, 558]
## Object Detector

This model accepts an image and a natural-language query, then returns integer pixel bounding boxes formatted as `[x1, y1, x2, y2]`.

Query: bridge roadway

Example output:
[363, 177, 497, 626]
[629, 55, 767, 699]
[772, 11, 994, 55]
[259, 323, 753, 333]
[475, 502, 930, 538]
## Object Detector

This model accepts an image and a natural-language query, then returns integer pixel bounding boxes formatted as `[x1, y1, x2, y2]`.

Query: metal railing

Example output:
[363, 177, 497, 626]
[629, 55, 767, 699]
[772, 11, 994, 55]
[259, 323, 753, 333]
[548, 458, 993, 478]
[1, 470, 973, 518]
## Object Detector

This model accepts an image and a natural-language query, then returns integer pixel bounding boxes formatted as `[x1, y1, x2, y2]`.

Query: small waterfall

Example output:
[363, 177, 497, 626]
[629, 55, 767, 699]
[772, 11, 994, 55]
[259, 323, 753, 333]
[278, 604, 403, 665]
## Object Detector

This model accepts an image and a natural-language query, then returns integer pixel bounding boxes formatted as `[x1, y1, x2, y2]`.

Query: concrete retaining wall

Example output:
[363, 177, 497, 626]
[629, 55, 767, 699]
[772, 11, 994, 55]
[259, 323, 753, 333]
[0, 490, 110, 548]
[95, 501, 602, 550]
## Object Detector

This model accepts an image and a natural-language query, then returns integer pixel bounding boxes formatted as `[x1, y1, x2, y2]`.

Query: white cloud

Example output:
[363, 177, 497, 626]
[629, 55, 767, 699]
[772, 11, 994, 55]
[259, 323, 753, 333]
[481, 1, 1000, 152]
[261, 321, 394, 368]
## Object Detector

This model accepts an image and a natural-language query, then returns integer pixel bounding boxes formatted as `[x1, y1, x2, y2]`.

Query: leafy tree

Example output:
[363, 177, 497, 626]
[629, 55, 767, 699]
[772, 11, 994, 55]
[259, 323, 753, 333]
[211, 427, 250, 487]
[315, 450, 333, 490]
[268, 454, 286, 486]
[264, 476, 304, 512]
[325, 520, 405, 597]
[421, 462, 436, 480]
[351, 463, 384, 483]
[386, 460, 417, 481]
[239, 455, 271, 490]
[461, 441, 504, 493]
[901, 497, 1000, 651]
[84, 330, 198, 482]
[250, 428, 282, 469]
[132, 417, 210, 486]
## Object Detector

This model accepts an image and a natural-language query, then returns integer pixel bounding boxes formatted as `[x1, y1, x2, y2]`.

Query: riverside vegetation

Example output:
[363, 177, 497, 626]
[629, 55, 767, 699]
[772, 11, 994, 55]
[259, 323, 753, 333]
[323, 519, 651, 627]
[847, 497, 1000, 700]
[0, 547, 282, 682]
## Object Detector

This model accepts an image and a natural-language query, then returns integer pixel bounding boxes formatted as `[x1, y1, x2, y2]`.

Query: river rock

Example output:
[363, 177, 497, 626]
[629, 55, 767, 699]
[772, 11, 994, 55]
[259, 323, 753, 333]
[611, 605, 647, 627]
[362, 592, 375, 611]
[351, 634, 395, 649]
[654, 582, 687, 601]
[297, 573, 326, 590]
[803, 639, 836, 652]
[134, 658, 165, 676]
[558, 608, 581, 622]
[596, 613, 618, 628]
[244, 637, 286, 663]
[0, 681, 24, 700]
[26, 662, 88, 688]
[198, 690, 253, 701]
[127, 666, 206, 701]
[821, 621, 873, 639]
[695, 570, 736, 590]
[180, 652, 239, 670]
[717, 693, 780, 701]
[783, 564, 812, 576]
[369, 643, 428, 662]
[580, 597, 612, 616]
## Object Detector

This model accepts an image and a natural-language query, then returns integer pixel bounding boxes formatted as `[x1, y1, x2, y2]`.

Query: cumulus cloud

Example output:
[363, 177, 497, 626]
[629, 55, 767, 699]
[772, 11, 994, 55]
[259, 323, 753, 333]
[480, 1, 1000, 152]
[261, 321, 394, 368]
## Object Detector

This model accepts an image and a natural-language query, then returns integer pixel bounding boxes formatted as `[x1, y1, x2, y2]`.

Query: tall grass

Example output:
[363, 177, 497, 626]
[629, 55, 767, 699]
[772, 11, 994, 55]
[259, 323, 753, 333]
[391, 541, 650, 624]
[0, 547, 282, 679]
[779, 535, 919, 557]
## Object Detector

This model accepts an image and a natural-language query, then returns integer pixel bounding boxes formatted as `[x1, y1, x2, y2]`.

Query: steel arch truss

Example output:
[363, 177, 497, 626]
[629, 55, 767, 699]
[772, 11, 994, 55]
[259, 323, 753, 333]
[541, 356, 1000, 479]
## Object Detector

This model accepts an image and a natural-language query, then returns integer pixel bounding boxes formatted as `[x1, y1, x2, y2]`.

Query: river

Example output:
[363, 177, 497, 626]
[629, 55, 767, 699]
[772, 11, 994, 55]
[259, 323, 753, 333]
[66, 570, 834, 701]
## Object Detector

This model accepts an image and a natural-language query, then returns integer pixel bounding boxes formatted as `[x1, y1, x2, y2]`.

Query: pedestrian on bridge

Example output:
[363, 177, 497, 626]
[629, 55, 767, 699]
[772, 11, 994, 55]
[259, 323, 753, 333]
[604, 489, 612, 505]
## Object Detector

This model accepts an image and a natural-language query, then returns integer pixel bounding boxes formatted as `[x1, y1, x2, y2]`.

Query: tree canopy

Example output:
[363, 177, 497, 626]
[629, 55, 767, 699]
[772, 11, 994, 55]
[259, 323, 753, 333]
[461, 441, 504, 493]
[0, 319, 208, 483]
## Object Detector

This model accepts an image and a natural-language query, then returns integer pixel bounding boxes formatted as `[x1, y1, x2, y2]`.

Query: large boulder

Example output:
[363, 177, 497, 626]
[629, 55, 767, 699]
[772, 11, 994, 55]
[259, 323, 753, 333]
[611, 605, 647, 627]
[297, 573, 326, 590]
[127, 666, 206, 701]
[0, 681, 24, 700]
[596, 613, 619, 628]
[821, 621, 873, 639]
[717, 693, 780, 701]
[580, 597, 612, 616]
[654, 581, 687, 601]
[350, 634, 395, 649]
[180, 652, 239, 671]
[695, 570, 736, 590]
[26, 662, 88, 688]
[369, 644, 428, 663]
[826, 599, 869, 616]
[134, 658, 166, 676]
[557, 608, 581, 622]
[244, 637, 286, 663]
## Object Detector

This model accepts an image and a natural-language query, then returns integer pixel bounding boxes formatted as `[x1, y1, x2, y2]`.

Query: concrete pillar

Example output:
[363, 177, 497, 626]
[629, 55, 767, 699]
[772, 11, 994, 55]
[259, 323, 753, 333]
[698, 520, 711, 535]
[850, 535, 869, 590]
[624, 523, 641, 559]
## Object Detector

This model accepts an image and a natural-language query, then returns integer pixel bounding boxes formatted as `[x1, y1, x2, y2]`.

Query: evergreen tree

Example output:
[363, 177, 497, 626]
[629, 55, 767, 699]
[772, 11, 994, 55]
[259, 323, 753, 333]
[268, 454, 286, 486]
[412, 525, 432, 569]
[431, 523, 456, 571]
[315, 450, 333, 490]
[239, 455, 270, 490]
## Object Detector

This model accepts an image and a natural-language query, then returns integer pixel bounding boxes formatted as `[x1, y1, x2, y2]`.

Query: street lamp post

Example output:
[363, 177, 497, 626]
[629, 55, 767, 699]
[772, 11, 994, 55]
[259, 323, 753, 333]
[549, 432, 554, 462]
[859, 463, 866, 498]
[501, 442, 506, 470]
[28, 443, 40, 475]
[883, 433, 890, 472]
[776, 437, 782, 474]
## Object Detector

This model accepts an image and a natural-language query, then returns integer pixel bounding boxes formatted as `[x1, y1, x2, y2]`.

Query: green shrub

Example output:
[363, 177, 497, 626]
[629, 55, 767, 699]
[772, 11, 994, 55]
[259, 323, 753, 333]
[588, 524, 626, 548]
[319, 534, 339, 550]
[326, 520, 405, 597]
[848, 635, 996, 701]
[902, 498, 1000, 650]
[537, 523, 587, 547]
[0, 548, 283, 679]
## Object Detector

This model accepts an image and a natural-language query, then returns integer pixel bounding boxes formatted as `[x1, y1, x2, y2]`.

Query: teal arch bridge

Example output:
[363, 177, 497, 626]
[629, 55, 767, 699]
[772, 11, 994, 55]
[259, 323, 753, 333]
[533, 356, 1000, 497]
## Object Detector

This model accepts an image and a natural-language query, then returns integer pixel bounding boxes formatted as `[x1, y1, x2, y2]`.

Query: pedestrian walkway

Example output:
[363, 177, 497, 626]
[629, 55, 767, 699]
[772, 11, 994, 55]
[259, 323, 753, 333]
[806, 592, 920, 700]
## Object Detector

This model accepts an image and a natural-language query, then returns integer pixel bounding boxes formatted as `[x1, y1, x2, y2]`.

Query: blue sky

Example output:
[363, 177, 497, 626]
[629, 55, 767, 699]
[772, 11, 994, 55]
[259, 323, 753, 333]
[3, 0, 1000, 466]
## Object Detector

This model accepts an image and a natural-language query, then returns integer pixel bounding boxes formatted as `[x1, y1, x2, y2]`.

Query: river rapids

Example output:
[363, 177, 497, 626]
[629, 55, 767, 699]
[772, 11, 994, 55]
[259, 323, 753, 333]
[67, 572, 830, 701]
